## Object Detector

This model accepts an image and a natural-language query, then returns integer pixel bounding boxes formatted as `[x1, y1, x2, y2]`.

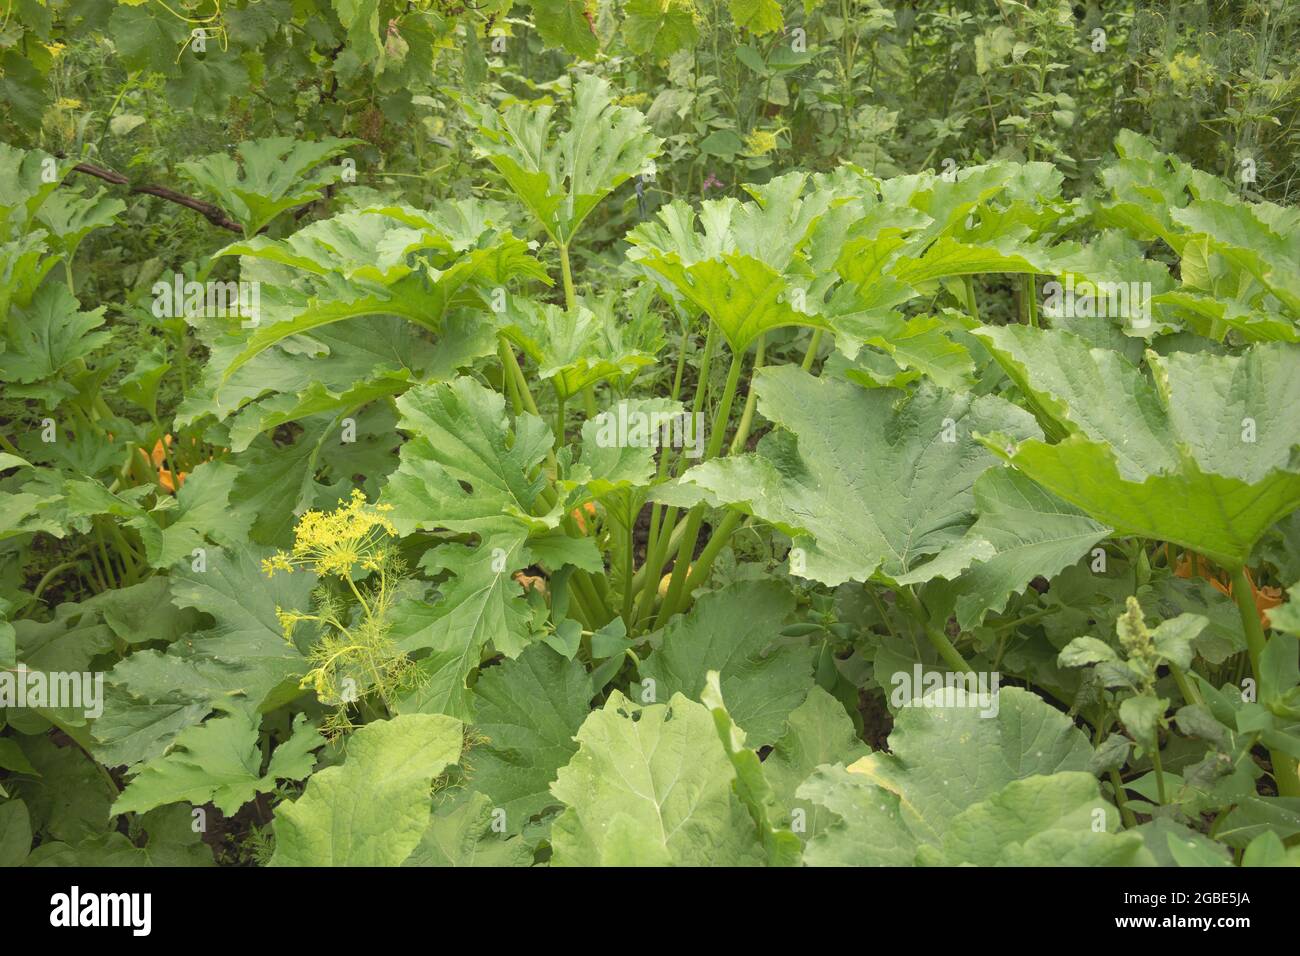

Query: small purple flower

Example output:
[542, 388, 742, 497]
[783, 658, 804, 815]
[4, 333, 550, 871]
[702, 173, 725, 193]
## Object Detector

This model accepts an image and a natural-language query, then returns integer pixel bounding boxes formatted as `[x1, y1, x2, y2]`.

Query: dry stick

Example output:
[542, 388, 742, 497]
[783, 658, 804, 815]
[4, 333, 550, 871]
[70, 161, 244, 233]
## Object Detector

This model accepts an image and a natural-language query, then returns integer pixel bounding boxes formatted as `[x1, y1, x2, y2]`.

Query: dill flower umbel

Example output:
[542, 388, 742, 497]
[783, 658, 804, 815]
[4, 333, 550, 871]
[744, 129, 779, 156]
[1166, 52, 1214, 89]
[291, 581, 421, 736]
[262, 489, 397, 578]
[265, 490, 420, 736]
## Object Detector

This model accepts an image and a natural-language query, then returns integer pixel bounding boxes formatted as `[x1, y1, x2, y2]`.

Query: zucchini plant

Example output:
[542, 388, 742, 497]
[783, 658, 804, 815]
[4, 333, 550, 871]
[3, 8, 1300, 869]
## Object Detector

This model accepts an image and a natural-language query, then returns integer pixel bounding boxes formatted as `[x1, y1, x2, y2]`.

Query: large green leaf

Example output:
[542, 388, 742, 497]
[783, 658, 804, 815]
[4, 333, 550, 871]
[916, 772, 1150, 866]
[975, 327, 1300, 567]
[186, 311, 470, 441]
[1170, 199, 1300, 316]
[126, 461, 253, 569]
[636, 579, 811, 743]
[177, 136, 359, 236]
[0, 231, 60, 316]
[926, 468, 1111, 630]
[888, 232, 1068, 286]
[467, 643, 592, 833]
[457, 74, 660, 245]
[0, 143, 76, 238]
[0, 800, 31, 867]
[841, 686, 1093, 841]
[113, 709, 321, 816]
[973, 324, 1176, 456]
[500, 300, 654, 400]
[763, 686, 869, 841]
[834, 311, 975, 391]
[0, 283, 110, 404]
[35, 188, 125, 260]
[382, 377, 561, 708]
[212, 206, 544, 384]
[384, 376, 553, 542]
[549, 690, 765, 865]
[270, 714, 464, 866]
[627, 173, 834, 352]
[622, 0, 699, 58]
[701, 671, 802, 866]
[404, 790, 534, 867]
[92, 548, 314, 767]
[7, 735, 117, 845]
[528, 0, 599, 59]
[1090, 131, 1300, 329]
[563, 397, 684, 503]
[798, 686, 1151, 865]
[729, 0, 782, 34]
[1088, 129, 1194, 250]
[669, 365, 1039, 587]
[391, 539, 536, 720]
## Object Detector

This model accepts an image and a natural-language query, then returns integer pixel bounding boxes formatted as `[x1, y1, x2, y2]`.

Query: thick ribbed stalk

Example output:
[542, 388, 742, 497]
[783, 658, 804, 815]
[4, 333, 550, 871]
[499, 339, 523, 414]
[1230, 565, 1300, 797]
[964, 275, 980, 323]
[656, 346, 747, 626]
[898, 586, 973, 674]
[1151, 743, 1168, 805]
[501, 337, 558, 480]
[729, 333, 764, 456]
[620, 520, 636, 624]
[680, 510, 743, 597]
[572, 569, 611, 627]
[634, 324, 717, 628]
[1110, 770, 1138, 828]
[554, 390, 566, 445]
[631, 513, 687, 593]
[558, 243, 577, 311]
[801, 328, 823, 371]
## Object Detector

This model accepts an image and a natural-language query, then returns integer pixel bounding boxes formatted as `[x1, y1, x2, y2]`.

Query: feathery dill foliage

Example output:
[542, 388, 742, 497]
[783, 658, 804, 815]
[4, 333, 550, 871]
[264, 491, 424, 737]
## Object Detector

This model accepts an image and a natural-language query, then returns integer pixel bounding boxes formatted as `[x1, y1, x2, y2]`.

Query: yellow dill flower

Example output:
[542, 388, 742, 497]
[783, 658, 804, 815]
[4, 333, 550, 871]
[264, 489, 425, 736]
[262, 489, 397, 579]
[1167, 52, 1213, 88]
[54, 97, 83, 110]
[617, 92, 650, 108]
[43, 42, 66, 59]
[744, 129, 779, 156]
[262, 552, 293, 576]
[275, 607, 309, 642]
